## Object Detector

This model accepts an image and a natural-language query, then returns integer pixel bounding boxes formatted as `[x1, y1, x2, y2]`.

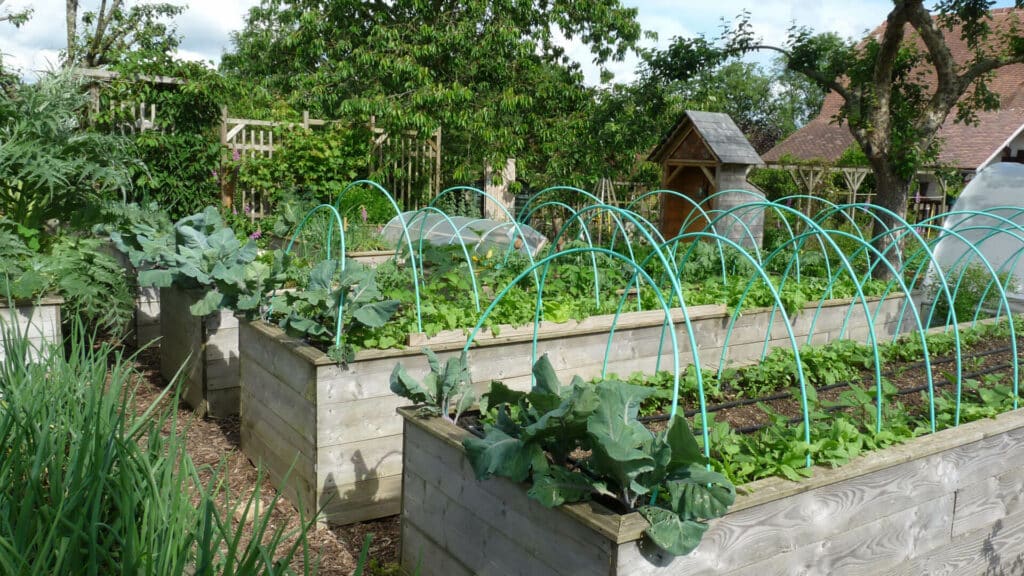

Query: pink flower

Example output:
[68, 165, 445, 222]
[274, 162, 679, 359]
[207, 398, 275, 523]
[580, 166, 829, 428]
[360, 205, 368, 223]
[232, 148, 240, 161]
[244, 203, 253, 214]
[249, 230, 262, 240]
[232, 206, 238, 215]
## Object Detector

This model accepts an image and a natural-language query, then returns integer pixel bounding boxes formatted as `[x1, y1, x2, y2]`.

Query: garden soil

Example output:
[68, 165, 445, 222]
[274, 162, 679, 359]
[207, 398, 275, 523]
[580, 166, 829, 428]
[126, 346, 400, 575]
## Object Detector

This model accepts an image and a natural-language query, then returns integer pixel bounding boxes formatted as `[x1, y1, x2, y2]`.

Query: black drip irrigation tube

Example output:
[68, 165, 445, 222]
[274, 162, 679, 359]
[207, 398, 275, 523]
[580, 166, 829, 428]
[638, 344, 1016, 427]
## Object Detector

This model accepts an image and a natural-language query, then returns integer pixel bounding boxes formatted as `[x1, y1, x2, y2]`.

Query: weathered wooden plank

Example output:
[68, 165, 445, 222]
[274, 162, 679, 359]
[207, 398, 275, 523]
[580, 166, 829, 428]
[614, 449, 959, 574]
[952, 465, 1024, 537]
[206, 387, 240, 420]
[205, 355, 239, 391]
[402, 515, 474, 576]
[317, 396, 407, 445]
[404, 422, 613, 561]
[712, 494, 954, 576]
[317, 474, 402, 526]
[317, 434, 403, 488]
[239, 412, 316, 519]
[890, 506, 1024, 575]
[240, 320, 317, 401]
[241, 356, 316, 444]
[240, 385, 317, 465]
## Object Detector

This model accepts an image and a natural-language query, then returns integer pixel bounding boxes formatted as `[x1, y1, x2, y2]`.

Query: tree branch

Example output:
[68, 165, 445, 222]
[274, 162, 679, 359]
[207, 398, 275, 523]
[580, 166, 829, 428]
[739, 44, 852, 101]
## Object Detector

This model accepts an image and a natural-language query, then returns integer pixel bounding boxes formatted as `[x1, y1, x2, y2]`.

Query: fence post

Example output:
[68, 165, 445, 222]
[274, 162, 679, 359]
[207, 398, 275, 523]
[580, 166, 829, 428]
[219, 106, 233, 209]
[483, 158, 516, 221]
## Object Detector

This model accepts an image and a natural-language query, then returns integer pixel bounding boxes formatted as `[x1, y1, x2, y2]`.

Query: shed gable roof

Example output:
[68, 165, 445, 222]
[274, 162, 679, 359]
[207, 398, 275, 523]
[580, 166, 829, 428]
[649, 111, 764, 166]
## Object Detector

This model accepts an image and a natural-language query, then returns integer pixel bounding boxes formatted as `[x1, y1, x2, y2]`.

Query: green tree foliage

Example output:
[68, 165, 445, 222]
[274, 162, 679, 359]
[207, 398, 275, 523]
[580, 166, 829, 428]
[220, 0, 643, 186]
[65, 0, 184, 69]
[651, 1, 1024, 276]
[653, 60, 825, 153]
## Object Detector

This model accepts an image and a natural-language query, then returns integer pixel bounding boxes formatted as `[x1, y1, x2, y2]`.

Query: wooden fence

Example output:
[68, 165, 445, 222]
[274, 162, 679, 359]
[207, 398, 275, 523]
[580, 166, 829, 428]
[78, 68, 443, 217]
[221, 110, 442, 219]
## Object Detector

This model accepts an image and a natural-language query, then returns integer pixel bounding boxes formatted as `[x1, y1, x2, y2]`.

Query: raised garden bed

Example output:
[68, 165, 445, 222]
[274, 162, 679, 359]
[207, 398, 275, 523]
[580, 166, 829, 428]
[100, 240, 161, 348]
[159, 286, 239, 418]
[0, 296, 63, 362]
[348, 250, 397, 267]
[239, 293, 913, 526]
[398, 403, 1024, 575]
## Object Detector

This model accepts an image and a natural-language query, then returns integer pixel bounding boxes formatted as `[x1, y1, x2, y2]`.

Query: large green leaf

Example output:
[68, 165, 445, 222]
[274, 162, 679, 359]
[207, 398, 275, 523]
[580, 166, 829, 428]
[638, 506, 709, 556]
[389, 362, 436, 405]
[138, 268, 174, 287]
[211, 260, 246, 286]
[308, 260, 338, 291]
[351, 299, 400, 327]
[532, 353, 562, 396]
[664, 415, 708, 471]
[527, 467, 602, 507]
[586, 380, 658, 495]
[463, 426, 540, 482]
[189, 289, 224, 316]
[482, 380, 527, 412]
[665, 464, 736, 521]
[175, 224, 207, 250]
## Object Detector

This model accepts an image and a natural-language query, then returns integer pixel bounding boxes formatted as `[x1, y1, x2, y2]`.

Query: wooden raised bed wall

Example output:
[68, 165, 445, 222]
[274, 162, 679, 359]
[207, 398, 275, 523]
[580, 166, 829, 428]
[240, 294, 913, 525]
[0, 297, 63, 362]
[399, 404, 1024, 575]
[159, 286, 239, 418]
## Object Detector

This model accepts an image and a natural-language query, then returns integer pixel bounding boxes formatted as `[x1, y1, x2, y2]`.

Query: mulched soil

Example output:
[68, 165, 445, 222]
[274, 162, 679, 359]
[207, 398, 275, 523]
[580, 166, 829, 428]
[125, 346, 400, 575]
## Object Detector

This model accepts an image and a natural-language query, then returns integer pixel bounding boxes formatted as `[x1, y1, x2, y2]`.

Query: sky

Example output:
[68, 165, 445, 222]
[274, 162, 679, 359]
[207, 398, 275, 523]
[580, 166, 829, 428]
[0, 0, 1019, 83]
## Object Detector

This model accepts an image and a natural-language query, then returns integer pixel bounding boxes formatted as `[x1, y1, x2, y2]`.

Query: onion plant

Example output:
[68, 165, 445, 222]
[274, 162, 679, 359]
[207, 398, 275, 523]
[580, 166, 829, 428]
[0, 323, 317, 575]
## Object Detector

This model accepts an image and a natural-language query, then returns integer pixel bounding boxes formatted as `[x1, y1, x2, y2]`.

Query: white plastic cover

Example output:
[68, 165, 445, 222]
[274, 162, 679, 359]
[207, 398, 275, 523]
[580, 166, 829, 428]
[380, 211, 548, 256]
[932, 162, 1024, 297]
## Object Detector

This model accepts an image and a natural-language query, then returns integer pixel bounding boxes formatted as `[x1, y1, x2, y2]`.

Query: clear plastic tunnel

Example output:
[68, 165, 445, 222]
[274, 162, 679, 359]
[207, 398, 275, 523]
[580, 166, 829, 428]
[380, 211, 548, 256]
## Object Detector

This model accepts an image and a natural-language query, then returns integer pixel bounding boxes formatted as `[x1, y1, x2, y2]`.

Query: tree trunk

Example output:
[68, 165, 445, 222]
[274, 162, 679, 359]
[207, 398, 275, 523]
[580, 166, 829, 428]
[65, 0, 77, 68]
[869, 157, 912, 280]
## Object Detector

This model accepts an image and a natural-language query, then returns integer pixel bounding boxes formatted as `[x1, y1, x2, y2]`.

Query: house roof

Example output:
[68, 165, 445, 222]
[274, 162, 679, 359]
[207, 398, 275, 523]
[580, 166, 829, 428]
[649, 110, 764, 166]
[763, 7, 1024, 170]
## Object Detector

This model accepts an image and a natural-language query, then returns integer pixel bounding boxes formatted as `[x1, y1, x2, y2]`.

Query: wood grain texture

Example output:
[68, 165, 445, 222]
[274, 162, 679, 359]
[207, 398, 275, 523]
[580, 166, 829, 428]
[317, 434, 403, 488]
[399, 406, 1024, 576]
[241, 354, 316, 444]
[715, 494, 954, 576]
[887, 506, 1024, 575]
[953, 465, 1024, 538]
[318, 474, 402, 525]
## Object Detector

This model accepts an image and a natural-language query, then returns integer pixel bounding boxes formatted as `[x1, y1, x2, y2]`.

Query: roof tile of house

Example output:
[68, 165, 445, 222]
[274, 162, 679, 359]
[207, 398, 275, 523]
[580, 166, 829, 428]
[763, 8, 1024, 170]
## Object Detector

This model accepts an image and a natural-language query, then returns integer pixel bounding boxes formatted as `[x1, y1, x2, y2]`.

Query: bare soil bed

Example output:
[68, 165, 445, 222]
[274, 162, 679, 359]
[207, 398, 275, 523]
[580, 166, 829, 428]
[126, 345, 400, 574]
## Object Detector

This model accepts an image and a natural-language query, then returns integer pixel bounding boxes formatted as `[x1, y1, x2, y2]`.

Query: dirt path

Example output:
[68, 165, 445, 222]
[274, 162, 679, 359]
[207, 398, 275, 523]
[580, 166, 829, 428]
[126, 346, 401, 575]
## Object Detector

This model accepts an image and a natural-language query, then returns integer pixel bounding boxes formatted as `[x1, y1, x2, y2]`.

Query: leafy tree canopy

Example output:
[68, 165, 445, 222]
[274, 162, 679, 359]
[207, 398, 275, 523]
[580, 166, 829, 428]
[220, 0, 644, 186]
[65, 0, 185, 69]
[650, 0, 1024, 274]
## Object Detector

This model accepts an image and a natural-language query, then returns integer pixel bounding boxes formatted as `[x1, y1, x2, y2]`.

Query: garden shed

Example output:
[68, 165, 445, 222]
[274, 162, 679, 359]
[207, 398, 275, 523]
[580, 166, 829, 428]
[647, 110, 766, 249]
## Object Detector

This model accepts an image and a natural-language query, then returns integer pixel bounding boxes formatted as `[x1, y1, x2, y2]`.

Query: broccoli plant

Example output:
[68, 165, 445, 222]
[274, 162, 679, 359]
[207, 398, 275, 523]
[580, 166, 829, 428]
[391, 352, 736, 556]
[267, 258, 400, 362]
[390, 348, 475, 424]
